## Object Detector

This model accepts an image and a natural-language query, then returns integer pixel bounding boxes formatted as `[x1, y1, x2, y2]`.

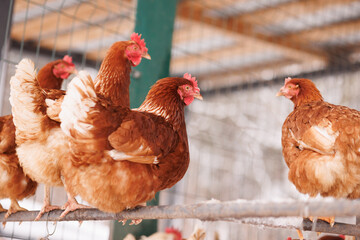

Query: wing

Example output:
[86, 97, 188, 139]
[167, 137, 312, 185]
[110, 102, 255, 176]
[286, 102, 360, 155]
[291, 118, 338, 155]
[107, 112, 179, 164]
[60, 71, 124, 164]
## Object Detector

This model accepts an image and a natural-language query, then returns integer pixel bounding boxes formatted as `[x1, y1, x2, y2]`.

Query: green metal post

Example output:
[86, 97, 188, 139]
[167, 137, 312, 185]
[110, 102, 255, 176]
[112, 0, 177, 239]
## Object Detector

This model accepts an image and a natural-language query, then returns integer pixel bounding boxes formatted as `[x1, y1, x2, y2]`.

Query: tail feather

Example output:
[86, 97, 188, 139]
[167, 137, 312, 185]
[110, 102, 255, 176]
[60, 71, 97, 139]
[9, 59, 49, 142]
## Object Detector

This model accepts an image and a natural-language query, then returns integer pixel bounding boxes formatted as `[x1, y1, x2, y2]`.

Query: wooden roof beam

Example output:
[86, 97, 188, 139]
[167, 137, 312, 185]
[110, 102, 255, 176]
[282, 18, 360, 44]
[171, 43, 270, 69]
[39, 20, 133, 52]
[11, 1, 133, 42]
[196, 58, 298, 81]
[225, 0, 358, 27]
[177, 1, 328, 64]
[199, 58, 325, 90]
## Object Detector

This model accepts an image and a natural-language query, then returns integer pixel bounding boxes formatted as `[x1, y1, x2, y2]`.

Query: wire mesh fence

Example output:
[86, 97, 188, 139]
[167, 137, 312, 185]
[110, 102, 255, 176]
[1, 0, 360, 239]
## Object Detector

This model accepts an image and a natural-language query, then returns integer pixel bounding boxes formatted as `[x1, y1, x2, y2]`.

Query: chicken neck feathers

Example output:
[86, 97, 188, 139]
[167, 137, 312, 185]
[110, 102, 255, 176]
[37, 59, 63, 89]
[94, 41, 132, 107]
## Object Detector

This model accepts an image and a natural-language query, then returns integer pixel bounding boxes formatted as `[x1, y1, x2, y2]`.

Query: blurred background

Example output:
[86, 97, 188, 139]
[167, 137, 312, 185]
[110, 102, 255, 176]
[1, 0, 360, 239]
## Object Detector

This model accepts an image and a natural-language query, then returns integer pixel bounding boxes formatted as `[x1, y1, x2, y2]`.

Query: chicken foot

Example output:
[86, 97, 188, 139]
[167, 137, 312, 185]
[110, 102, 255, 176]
[0, 203, 5, 212]
[296, 216, 335, 240]
[295, 229, 304, 240]
[59, 193, 91, 219]
[2, 199, 28, 227]
[119, 202, 147, 225]
[308, 216, 335, 226]
[35, 185, 60, 221]
[5, 199, 27, 219]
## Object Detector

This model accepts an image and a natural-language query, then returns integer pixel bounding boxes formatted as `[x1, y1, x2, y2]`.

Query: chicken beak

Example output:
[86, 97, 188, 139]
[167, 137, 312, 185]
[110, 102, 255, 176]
[142, 52, 151, 60]
[276, 87, 285, 97]
[194, 93, 203, 100]
[276, 91, 283, 97]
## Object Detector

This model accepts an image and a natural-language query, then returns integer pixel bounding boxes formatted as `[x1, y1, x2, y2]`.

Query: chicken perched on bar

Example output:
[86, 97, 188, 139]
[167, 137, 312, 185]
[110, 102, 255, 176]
[9, 33, 150, 220]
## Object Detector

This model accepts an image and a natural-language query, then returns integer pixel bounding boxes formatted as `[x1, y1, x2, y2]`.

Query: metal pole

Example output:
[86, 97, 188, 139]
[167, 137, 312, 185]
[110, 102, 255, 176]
[0, 0, 14, 115]
[356, 217, 360, 240]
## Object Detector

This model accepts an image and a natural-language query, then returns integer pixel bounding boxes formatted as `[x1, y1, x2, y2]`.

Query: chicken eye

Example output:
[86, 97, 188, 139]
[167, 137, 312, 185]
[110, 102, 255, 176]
[185, 86, 190, 91]
[288, 85, 292, 89]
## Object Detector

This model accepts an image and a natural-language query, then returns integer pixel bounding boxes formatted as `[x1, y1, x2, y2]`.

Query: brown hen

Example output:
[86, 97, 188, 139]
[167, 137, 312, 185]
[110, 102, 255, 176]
[0, 56, 75, 219]
[278, 78, 360, 198]
[278, 78, 360, 238]
[9, 34, 150, 220]
[59, 72, 202, 221]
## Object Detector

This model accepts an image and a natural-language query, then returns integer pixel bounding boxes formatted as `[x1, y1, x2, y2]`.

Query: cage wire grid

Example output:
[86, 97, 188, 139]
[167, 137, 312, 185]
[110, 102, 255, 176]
[1, 0, 360, 239]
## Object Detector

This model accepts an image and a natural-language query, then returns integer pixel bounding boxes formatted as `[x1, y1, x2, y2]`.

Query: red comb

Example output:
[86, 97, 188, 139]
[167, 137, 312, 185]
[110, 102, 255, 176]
[63, 55, 73, 64]
[131, 32, 148, 54]
[183, 73, 199, 91]
[285, 77, 292, 84]
[165, 227, 182, 240]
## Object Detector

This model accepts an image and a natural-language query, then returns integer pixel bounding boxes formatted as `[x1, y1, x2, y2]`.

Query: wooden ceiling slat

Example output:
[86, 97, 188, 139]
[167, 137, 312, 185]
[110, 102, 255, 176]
[177, 1, 327, 64]
[231, 0, 359, 27]
[11, 2, 97, 41]
[11, 1, 133, 43]
[14, 0, 50, 14]
[171, 43, 269, 69]
[283, 19, 360, 44]
[197, 59, 297, 81]
[201, 59, 325, 89]
[39, 20, 133, 52]
[196, 0, 245, 9]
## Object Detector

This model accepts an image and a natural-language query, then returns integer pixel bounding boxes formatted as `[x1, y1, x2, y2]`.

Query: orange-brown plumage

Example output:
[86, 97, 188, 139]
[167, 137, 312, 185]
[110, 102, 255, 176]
[94, 41, 132, 107]
[9, 34, 150, 219]
[279, 78, 360, 198]
[0, 57, 74, 218]
[0, 115, 37, 210]
[60, 73, 202, 213]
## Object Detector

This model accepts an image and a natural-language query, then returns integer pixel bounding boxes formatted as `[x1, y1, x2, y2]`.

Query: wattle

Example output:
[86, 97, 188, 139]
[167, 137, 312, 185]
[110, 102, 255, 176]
[184, 96, 194, 105]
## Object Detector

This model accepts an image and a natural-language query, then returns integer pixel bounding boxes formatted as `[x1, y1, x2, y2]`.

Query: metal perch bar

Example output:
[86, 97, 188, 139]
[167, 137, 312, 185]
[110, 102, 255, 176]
[2, 200, 360, 235]
[3, 200, 360, 221]
[302, 219, 360, 236]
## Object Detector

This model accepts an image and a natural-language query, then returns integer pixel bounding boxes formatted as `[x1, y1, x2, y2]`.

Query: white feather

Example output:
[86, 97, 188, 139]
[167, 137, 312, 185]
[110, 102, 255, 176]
[60, 71, 97, 138]
[9, 58, 47, 138]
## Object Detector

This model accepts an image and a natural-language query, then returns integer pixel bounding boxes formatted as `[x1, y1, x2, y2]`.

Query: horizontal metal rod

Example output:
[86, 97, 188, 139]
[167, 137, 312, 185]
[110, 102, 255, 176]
[236, 217, 360, 236]
[2, 199, 360, 222]
[302, 218, 360, 236]
[2, 199, 360, 235]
